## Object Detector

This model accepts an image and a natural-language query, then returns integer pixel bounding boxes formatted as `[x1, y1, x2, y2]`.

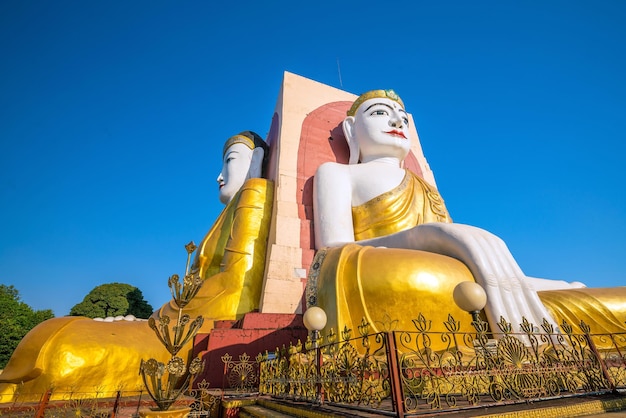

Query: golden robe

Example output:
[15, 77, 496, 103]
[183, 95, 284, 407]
[539, 287, 626, 336]
[0, 178, 274, 402]
[310, 171, 626, 348]
[157, 177, 274, 330]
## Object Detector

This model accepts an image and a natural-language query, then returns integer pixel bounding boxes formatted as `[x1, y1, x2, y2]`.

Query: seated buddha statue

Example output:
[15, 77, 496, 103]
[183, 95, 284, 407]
[0, 131, 274, 402]
[310, 89, 626, 345]
[155, 131, 273, 328]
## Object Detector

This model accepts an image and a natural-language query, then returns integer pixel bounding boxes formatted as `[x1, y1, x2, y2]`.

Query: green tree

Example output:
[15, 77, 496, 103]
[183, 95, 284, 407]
[70, 282, 153, 319]
[0, 284, 54, 368]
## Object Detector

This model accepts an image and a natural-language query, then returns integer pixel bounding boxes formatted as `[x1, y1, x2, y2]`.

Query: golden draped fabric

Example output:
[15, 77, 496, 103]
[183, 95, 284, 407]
[312, 244, 478, 345]
[157, 177, 274, 331]
[351, 170, 451, 241]
[538, 287, 626, 335]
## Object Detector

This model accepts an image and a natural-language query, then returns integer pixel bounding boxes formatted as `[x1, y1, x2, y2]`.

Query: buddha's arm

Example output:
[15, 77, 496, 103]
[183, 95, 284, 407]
[313, 163, 356, 248]
[357, 223, 558, 332]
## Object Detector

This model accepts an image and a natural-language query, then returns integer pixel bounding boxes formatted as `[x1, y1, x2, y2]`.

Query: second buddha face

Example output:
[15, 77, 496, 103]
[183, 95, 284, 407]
[217, 142, 255, 204]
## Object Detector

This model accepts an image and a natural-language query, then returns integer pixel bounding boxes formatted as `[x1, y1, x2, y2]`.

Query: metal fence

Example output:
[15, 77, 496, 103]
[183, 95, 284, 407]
[258, 314, 626, 417]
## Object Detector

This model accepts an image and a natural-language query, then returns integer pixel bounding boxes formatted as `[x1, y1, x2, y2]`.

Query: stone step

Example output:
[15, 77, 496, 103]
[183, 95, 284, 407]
[240, 403, 297, 418]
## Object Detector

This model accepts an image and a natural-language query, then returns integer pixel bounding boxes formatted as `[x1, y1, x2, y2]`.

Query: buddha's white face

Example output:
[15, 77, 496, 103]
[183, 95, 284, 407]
[348, 97, 411, 162]
[217, 142, 255, 204]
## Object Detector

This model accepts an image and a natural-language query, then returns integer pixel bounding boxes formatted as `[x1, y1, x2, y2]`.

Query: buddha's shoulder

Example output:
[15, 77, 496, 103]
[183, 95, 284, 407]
[315, 161, 350, 178]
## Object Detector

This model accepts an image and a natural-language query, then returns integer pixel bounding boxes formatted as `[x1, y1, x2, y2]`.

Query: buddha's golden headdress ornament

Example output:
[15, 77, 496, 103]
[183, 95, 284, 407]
[223, 131, 269, 157]
[347, 89, 404, 117]
[223, 134, 255, 157]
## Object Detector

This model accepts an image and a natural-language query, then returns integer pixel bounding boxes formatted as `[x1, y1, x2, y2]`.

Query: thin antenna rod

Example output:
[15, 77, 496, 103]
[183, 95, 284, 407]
[337, 58, 343, 88]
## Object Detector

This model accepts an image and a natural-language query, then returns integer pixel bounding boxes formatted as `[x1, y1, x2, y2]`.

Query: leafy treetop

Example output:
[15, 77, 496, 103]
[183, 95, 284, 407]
[70, 282, 153, 319]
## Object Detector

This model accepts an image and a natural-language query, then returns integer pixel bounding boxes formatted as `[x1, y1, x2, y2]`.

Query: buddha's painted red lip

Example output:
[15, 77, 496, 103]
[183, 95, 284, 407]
[386, 130, 407, 139]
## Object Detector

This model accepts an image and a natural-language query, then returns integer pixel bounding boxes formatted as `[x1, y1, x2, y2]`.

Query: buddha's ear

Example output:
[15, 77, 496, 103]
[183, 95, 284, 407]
[248, 147, 265, 179]
[342, 116, 360, 165]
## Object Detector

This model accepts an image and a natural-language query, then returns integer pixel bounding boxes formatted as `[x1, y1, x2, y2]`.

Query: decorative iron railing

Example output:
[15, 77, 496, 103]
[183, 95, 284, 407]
[258, 314, 626, 416]
[221, 353, 260, 392]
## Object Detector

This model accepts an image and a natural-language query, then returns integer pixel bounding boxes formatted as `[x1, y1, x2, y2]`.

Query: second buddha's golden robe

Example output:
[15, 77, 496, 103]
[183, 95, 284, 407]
[157, 177, 274, 331]
[310, 171, 626, 348]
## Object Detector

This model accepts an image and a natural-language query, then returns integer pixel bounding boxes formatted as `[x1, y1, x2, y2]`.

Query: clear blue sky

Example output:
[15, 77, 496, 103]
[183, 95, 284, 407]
[1, 1, 624, 316]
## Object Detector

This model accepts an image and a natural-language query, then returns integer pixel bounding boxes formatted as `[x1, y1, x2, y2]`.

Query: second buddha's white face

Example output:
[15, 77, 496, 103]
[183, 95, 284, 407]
[217, 142, 255, 204]
[349, 97, 411, 162]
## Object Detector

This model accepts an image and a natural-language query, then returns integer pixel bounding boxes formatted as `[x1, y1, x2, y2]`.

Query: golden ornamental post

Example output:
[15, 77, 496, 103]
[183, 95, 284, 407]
[303, 307, 327, 405]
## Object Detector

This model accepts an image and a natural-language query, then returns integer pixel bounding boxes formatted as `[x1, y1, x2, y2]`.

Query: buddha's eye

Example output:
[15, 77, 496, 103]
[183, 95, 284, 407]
[371, 110, 387, 116]
[403, 117, 409, 125]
